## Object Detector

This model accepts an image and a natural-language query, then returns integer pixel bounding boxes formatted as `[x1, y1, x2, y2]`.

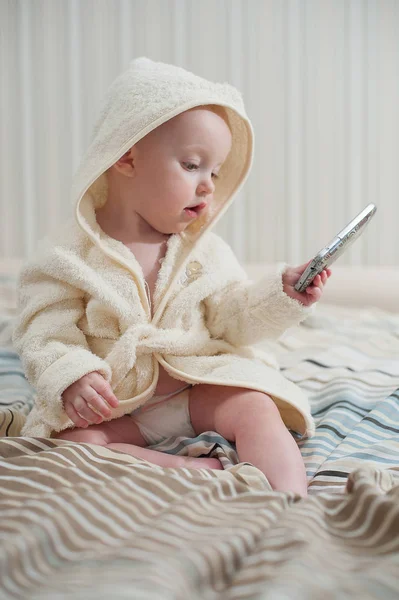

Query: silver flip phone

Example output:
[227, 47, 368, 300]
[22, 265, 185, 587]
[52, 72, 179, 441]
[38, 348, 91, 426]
[294, 203, 377, 293]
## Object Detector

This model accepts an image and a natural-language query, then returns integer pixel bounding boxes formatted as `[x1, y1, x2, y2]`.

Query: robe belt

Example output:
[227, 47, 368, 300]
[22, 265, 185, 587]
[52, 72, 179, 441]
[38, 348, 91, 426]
[104, 323, 211, 390]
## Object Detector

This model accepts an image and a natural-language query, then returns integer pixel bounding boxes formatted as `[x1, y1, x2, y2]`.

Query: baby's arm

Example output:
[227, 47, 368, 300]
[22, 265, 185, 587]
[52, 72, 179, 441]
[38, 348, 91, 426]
[12, 265, 112, 429]
[204, 262, 330, 347]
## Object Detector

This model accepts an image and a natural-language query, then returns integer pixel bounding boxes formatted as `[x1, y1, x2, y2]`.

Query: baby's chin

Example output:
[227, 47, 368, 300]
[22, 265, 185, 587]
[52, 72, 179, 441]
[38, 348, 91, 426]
[143, 220, 187, 239]
[152, 219, 192, 236]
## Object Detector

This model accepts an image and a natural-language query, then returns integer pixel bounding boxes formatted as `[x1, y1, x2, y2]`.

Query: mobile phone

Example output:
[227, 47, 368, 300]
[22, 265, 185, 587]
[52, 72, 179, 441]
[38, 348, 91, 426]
[294, 203, 377, 293]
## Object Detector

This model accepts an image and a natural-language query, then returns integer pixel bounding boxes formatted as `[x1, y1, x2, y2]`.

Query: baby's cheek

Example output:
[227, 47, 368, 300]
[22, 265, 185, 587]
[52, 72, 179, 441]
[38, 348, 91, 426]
[165, 178, 187, 201]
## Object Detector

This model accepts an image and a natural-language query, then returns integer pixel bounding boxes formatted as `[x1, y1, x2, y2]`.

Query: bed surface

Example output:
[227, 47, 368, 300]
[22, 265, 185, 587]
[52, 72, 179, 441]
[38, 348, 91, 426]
[1, 260, 399, 598]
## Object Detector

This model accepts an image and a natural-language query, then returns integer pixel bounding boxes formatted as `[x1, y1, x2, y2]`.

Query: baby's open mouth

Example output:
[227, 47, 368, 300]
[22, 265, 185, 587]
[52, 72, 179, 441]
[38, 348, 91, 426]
[184, 202, 207, 217]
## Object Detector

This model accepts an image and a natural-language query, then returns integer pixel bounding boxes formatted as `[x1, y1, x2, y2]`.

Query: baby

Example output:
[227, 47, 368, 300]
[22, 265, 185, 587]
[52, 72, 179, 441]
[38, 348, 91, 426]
[13, 58, 331, 497]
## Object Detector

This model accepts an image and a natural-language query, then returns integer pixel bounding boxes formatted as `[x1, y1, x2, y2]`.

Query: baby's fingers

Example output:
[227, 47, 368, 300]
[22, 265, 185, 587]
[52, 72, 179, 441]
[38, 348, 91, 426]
[86, 390, 114, 420]
[312, 273, 323, 288]
[64, 400, 89, 428]
[306, 285, 321, 301]
[320, 268, 332, 284]
[71, 394, 105, 424]
[91, 376, 119, 409]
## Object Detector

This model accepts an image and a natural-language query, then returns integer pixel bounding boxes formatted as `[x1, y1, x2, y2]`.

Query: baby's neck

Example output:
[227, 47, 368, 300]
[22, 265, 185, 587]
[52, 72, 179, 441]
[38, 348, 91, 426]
[96, 205, 169, 246]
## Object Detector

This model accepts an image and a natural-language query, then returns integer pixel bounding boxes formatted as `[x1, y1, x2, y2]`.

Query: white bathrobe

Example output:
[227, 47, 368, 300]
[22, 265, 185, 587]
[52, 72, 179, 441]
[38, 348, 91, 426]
[13, 57, 315, 439]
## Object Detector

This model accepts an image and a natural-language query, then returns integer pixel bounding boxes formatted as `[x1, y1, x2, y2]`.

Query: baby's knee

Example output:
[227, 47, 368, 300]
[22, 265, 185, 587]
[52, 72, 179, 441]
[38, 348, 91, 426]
[233, 390, 281, 422]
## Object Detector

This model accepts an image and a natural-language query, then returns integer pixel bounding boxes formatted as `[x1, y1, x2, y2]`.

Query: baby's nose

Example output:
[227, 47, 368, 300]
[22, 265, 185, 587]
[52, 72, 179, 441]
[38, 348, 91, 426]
[198, 179, 215, 195]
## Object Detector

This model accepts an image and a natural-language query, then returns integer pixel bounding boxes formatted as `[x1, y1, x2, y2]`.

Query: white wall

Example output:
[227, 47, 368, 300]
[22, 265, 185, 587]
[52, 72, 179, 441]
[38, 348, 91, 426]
[1, 0, 398, 265]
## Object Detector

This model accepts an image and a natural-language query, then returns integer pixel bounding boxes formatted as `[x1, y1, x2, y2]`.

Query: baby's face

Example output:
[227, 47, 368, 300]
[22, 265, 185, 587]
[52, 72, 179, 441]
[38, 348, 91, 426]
[113, 107, 232, 235]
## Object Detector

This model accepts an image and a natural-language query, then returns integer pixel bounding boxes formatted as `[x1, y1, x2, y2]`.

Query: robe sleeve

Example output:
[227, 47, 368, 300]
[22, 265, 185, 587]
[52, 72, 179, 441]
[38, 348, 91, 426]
[204, 262, 315, 347]
[12, 263, 112, 426]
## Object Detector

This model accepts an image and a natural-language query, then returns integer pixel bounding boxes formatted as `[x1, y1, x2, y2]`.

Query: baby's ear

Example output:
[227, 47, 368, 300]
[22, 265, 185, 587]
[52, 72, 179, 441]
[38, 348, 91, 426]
[112, 148, 136, 177]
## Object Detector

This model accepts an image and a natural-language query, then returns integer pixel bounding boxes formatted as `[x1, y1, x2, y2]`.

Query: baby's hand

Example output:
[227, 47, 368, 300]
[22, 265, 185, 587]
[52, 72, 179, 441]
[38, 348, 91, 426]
[62, 371, 119, 428]
[282, 262, 332, 307]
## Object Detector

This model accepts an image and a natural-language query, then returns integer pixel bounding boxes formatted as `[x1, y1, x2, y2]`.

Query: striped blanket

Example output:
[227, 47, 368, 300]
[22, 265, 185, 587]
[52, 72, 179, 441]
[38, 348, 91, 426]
[1, 293, 399, 598]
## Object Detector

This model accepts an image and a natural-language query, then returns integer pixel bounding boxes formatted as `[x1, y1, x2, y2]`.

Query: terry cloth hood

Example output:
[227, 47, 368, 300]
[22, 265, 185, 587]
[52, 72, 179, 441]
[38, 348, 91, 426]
[72, 56, 253, 259]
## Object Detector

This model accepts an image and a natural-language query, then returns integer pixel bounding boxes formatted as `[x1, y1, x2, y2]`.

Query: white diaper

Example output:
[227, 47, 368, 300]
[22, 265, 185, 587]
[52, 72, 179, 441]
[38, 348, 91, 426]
[129, 384, 195, 445]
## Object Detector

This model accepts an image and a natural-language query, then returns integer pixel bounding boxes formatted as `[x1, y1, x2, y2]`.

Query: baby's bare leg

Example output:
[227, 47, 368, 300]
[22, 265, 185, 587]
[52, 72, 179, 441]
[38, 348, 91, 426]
[189, 384, 308, 496]
[53, 415, 221, 470]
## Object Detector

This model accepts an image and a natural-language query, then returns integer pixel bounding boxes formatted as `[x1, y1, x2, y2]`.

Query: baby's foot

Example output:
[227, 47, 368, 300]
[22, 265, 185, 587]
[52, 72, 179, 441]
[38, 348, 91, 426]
[181, 456, 223, 470]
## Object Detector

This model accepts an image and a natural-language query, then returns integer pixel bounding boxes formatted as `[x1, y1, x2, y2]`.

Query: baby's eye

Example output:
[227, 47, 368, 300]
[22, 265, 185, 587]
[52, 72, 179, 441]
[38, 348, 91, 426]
[184, 162, 198, 171]
[183, 163, 219, 179]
